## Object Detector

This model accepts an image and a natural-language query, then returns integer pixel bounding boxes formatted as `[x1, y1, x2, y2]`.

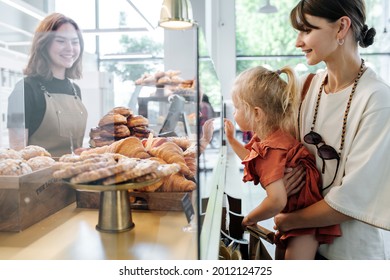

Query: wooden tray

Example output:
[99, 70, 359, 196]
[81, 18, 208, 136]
[0, 167, 75, 232]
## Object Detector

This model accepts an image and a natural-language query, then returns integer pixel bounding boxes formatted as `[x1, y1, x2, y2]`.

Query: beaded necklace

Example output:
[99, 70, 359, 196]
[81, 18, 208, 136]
[310, 58, 365, 155]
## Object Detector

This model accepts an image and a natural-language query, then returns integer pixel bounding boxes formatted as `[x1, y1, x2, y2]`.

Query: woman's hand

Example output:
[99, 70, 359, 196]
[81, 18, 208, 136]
[273, 212, 291, 232]
[283, 166, 305, 196]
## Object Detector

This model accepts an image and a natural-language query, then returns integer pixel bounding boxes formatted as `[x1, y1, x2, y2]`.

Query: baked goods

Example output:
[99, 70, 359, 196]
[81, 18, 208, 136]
[110, 137, 150, 159]
[0, 148, 22, 160]
[27, 156, 55, 171]
[98, 113, 127, 127]
[99, 124, 131, 138]
[157, 76, 171, 85]
[19, 145, 51, 160]
[89, 137, 115, 148]
[0, 159, 32, 176]
[80, 145, 111, 157]
[158, 173, 196, 192]
[168, 136, 192, 150]
[108, 106, 132, 117]
[183, 143, 197, 175]
[70, 163, 127, 184]
[127, 115, 148, 128]
[149, 141, 193, 178]
[102, 158, 159, 185]
[52, 152, 180, 188]
[89, 107, 152, 147]
[53, 154, 119, 179]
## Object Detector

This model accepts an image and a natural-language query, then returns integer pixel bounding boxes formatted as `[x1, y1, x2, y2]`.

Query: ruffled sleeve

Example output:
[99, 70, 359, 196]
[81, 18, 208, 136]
[242, 132, 289, 187]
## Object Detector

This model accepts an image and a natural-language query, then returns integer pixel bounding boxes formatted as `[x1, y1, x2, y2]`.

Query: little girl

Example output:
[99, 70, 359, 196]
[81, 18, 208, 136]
[224, 66, 341, 260]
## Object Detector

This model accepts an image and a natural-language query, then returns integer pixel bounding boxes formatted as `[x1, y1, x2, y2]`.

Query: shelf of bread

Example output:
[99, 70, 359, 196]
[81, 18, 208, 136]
[134, 70, 196, 99]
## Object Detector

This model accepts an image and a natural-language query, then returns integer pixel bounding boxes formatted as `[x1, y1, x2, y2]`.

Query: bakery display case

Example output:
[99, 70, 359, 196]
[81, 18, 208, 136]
[0, 23, 225, 260]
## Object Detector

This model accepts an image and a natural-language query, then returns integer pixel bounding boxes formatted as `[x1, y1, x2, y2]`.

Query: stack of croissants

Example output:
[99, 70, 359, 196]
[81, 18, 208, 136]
[59, 134, 197, 193]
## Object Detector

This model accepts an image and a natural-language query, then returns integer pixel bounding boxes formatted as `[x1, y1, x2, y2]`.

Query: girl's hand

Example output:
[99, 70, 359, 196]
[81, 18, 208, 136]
[242, 216, 256, 227]
[283, 166, 305, 196]
[223, 119, 236, 141]
[201, 118, 214, 143]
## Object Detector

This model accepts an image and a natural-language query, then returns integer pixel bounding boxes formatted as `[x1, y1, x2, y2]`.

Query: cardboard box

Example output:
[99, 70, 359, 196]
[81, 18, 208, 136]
[0, 167, 76, 232]
[76, 190, 191, 212]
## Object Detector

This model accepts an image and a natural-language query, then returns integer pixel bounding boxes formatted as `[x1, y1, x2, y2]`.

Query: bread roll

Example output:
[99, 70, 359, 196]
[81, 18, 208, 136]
[127, 115, 149, 128]
[0, 159, 32, 176]
[19, 145, 51, 160]
[0, 148, 22, 160]
[108, 106, 132, 117]
[27, 156, 55, 171]
[98, 113, 127, 126]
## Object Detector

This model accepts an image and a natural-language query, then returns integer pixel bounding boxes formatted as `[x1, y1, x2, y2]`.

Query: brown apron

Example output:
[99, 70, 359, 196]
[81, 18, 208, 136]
[28, 83, 88, 157]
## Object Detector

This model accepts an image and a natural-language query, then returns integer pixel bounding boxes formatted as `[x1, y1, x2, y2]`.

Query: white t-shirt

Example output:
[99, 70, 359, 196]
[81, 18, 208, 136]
[299, 67, 390, 259]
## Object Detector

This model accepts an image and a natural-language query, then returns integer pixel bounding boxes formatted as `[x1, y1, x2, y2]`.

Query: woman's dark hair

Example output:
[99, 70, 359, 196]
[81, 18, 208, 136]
[24, 13, 84, 80]
[290, 0, 376, 48]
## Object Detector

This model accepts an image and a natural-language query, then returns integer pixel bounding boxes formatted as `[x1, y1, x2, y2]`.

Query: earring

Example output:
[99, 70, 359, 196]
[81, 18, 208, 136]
[337, 38, 345, 45]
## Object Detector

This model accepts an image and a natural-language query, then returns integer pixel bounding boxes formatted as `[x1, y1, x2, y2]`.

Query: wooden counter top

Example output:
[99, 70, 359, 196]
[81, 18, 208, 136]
[0, 203, 197, 260]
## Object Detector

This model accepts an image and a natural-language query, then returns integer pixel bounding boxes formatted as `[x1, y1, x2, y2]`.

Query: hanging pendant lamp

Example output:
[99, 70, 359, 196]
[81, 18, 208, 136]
[159, 0, 195, 30]
[258, 0, 278, 14]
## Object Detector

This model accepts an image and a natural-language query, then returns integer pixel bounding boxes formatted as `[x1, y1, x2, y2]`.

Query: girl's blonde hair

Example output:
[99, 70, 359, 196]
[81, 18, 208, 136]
[232, 66, 300, 138]
[24, 13, 84, 80]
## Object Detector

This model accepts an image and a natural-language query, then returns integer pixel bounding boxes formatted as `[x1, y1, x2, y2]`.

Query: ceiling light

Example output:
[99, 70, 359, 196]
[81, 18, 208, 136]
[158, 0, 195, 30]
[258, 0, 278, 14]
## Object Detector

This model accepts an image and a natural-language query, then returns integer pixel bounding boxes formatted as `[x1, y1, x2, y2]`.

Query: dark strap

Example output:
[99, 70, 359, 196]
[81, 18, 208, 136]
[298, 73, 315, 140]
[302, 73, 315, 100]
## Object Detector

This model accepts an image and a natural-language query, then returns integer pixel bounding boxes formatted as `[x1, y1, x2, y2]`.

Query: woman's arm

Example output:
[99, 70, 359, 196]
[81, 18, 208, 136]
[274, 199, 351, 232]
[243, 179, 287, 227]
[223, 119, 249, 160]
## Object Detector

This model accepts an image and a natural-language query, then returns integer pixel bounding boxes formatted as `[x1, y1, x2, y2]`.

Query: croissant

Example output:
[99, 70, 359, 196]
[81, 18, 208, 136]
[159, 173, 196, 192]
[149, 141, 193, 178]
[168, 136, 192, 150]
[80, 145, 111, 156]
[111, 137, 150, 159]
[181, 144, 197, 177]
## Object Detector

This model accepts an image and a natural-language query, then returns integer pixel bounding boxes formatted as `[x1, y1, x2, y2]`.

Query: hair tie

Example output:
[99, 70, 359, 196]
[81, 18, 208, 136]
[276, 69, 282, 75]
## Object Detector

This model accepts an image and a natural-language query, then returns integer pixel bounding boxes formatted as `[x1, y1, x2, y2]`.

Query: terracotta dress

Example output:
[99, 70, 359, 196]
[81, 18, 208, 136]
[242, 130, 341, 245]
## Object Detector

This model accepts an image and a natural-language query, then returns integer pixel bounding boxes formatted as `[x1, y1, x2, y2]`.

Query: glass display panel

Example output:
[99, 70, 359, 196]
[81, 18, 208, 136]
[0, 66, 25, 149]
[0, 14, 199, 261]
[197, 27, 223, 213]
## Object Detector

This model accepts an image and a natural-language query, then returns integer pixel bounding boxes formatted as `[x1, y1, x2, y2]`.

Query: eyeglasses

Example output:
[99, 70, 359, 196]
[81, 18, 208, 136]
[304, 131, 340, 191]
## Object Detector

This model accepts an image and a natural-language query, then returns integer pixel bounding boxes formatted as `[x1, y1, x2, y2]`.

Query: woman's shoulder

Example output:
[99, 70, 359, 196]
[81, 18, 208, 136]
[357, 67, 390, 105]
[361, 67, 390, 90]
